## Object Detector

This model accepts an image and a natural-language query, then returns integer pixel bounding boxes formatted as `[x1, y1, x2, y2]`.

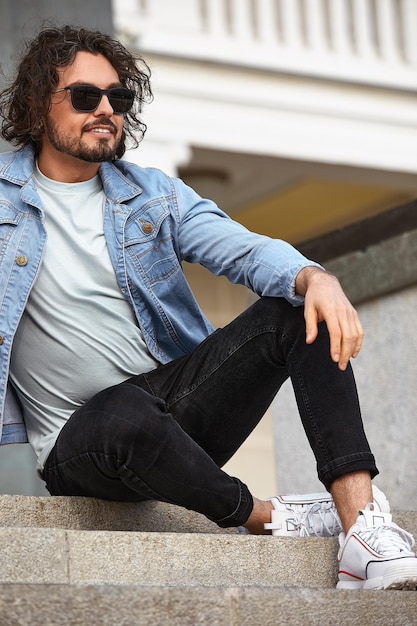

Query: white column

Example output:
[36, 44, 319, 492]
[304, 0, 327, 51]
[256, 0, 278, 44]
[402, 0, 417, 65]
[145, 0, 202, 31]
[352, 0, 376, 58]
[280, 0, 303, 47]
[205, 0, 229, 37]
[328, 0, 352, 55]
[229, 0, 253, 39]
[112, 0, 147, 39]
[402, 0, 417, 64]
[377, 0, 401, 62]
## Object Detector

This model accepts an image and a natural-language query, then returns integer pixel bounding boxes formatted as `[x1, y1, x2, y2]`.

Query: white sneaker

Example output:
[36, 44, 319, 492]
[337, 506, 417, 590]
[264, 484, 390, 538]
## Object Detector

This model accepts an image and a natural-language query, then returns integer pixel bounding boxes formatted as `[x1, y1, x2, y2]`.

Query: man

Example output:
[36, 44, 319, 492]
[0, 25, 415, 591]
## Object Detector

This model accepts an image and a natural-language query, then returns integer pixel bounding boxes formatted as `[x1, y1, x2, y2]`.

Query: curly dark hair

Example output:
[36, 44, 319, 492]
[0, 25, 153, 158]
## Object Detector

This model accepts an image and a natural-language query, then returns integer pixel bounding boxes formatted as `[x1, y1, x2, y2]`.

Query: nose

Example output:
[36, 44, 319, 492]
[94, 93, 114, 116]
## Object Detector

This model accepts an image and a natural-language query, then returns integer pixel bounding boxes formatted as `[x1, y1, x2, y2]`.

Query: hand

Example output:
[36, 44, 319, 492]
[295, 267, 364, 371]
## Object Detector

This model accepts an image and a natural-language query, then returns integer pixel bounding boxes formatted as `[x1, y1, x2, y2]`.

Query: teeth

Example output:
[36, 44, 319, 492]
[92, 128, 111, 134]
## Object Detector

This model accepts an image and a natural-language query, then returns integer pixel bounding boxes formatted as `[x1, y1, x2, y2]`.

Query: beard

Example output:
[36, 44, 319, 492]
[44, 116, 122, 163]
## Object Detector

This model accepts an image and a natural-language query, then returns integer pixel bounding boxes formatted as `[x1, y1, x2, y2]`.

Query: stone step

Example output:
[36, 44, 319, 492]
[1, 494, 416, 537]
[0, 494, 236, 533]
[1, 496, 416, 591]
[0, 526, 339, 588]
[1, 516, 417, 589]
[0, 583, 416, 626]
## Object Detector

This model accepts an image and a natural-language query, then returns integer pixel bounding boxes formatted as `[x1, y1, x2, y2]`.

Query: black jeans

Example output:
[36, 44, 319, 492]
[43, 297, 378, 527]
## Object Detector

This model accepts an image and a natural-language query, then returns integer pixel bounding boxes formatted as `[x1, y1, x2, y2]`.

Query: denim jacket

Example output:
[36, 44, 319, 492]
[0, 146, 320, 444]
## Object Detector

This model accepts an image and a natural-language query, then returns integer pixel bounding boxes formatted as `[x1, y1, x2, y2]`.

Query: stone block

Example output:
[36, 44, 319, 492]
[0, 527, 68, 584]
[66, 531, 339, 588]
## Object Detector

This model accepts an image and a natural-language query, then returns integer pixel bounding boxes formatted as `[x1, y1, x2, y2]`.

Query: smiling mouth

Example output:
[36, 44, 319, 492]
[88, 127, 114, 135]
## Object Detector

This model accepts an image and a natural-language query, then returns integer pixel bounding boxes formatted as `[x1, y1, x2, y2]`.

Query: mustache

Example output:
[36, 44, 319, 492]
[82, 117, 118, 134]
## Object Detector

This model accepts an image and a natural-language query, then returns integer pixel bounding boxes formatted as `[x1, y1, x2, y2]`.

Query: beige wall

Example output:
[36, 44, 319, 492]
[183, 262, 277, 499]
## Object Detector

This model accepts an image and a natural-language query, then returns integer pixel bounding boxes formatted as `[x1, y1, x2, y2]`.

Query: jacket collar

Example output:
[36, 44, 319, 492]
[0, 145, 144, 204]
[0, 145, 36, 185]
[99, 160, 143, 204]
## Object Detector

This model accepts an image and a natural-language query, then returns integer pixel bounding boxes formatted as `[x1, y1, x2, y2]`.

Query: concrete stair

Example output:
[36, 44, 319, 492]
[0, 495, 416, 625]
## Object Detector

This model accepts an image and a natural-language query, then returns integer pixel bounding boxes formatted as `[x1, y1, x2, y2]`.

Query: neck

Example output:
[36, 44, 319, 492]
[37, 152, 101, 183]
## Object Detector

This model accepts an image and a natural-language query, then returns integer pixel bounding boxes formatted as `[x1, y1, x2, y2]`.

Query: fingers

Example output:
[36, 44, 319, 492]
[303, 282, 364, 370]
[326, 308, 364, 371]
[304, 304, 319, 345]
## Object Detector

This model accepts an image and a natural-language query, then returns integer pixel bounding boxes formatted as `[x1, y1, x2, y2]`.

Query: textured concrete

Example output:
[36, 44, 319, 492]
[0, 584, 415, 626]
[0, 526, 339, 588]
[394, 512, 417, 539]
[70, 531, 338, 588]
[1, 495, 415, 537]
[326, 228, 417, 305]
[0, 498, 415, 625]
[0, 527, 68, 584]
[0, 494, 236, 533]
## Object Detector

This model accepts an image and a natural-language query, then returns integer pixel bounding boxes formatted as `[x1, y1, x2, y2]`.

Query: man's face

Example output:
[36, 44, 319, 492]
[39, 51, 126, 179]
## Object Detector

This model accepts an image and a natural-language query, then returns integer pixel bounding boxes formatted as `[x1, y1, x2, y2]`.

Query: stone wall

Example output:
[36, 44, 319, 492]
[272, 227, 417, 510]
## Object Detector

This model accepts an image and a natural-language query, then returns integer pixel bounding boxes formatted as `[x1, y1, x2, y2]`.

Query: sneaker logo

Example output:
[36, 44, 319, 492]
[286, 519, 298, 532]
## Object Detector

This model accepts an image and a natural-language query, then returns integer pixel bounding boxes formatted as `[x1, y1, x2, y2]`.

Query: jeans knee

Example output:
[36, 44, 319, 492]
[251, 296, 306, 340]
[255, 296, 302, 321]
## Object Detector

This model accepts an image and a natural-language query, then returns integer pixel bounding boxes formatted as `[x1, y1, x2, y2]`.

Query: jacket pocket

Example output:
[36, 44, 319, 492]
[124, 199, 180, 285]
[124, 198, 170, 244]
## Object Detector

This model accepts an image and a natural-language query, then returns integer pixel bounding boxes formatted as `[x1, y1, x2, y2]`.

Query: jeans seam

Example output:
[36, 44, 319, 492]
[287, 343, 332, 467]
[165, 324, 282, 406]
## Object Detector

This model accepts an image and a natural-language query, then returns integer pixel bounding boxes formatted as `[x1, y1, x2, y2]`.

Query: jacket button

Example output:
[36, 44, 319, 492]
[0, 335, 4, 346]
[141, 222, 153, 234]
[16, 254, 28, 266]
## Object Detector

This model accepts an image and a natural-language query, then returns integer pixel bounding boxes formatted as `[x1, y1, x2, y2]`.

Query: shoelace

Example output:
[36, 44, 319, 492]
[286, 501, 341, 537]
[357, 521, 415, 556]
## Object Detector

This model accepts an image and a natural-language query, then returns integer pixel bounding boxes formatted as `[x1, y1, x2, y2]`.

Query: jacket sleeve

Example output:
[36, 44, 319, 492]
[171, 176, 323, 306]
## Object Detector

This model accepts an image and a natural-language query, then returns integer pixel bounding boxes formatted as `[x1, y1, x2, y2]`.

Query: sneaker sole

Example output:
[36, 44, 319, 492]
[382, 561, 417, 590]
[385, 576, 417, 590]
[338, 561, 417, 590]
[337, 576, 417, 590]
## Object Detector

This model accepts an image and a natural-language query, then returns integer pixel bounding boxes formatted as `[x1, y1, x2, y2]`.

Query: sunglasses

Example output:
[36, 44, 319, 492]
[55, 84, 135, 114]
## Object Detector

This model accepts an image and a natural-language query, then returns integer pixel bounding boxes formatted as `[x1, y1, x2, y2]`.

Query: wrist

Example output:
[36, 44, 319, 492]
[295, 266, 334, 296]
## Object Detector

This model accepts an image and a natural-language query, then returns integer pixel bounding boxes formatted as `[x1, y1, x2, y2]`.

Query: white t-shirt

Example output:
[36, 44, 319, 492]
[10, 166, 158, 469]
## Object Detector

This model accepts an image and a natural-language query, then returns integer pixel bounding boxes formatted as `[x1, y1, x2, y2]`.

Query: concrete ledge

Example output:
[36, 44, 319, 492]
[326, 228, 417, 304]
[0, 494, 236, 533]
[0, 527, 339, 588]
[0, 583, 416, 626]
[67, 531, 338, 588]
[0, 495, 415, 537]
[393, 512, 417, 539]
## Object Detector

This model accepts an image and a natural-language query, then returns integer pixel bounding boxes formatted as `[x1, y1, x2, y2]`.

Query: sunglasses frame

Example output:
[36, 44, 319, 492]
[55, 84, 135, 114]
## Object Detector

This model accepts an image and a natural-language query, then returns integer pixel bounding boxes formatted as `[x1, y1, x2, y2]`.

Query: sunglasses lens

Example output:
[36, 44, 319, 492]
[71, 86, 100, 111]
[70, 86, 134, 113]
[108, 88, 135, 113]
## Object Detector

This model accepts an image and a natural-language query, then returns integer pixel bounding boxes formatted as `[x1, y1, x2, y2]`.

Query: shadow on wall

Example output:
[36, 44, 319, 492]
[0, 445, 46, 496]
[0, 0, 114, 87]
